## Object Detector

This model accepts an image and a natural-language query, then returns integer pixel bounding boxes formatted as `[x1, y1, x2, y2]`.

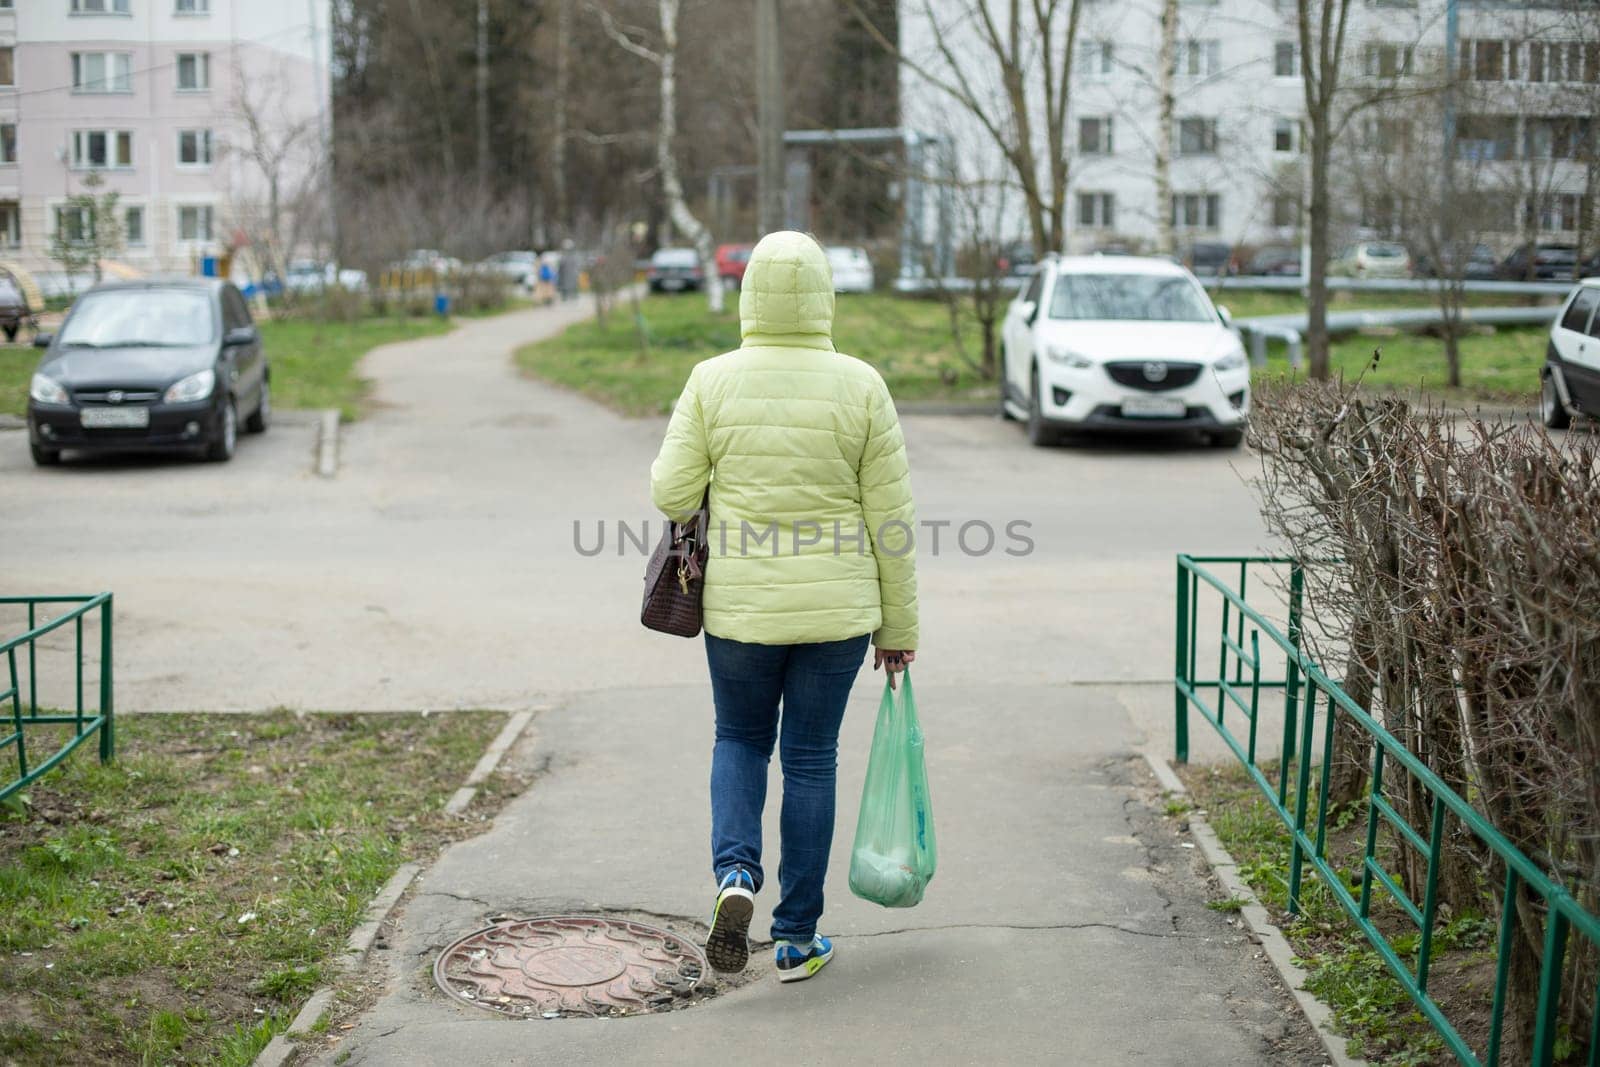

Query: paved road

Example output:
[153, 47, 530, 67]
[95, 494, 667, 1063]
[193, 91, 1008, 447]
[1, 299, 1319, 1063]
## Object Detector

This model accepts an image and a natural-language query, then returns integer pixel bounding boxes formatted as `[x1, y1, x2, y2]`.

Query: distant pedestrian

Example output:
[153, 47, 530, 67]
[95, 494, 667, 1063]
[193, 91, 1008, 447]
[649, 230, 919, 982]
[536, 255, 557, 305]
[557, 240, 578, 302]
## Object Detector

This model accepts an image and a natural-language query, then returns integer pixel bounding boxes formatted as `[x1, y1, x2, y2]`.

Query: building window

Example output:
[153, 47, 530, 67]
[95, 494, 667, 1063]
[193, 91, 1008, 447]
[175, 0, 211, 11]
[0, 123, 14, 164]
[0, 47, 13, 87]
[124, 205, 145, 247]
[1363, 42, 1414, 78]
[1456, 115, 1516, 161]
[176, 52, 211, 91]
[0, 202, 18, 248]
[72, 52, 133, 93]
[1524, 41, 1584, 84]
[1271, 195, 1300, 228]
[1171, 193, 1221, 230]
[71, 129, 134, 169]
[1462, 39, 1505, 82]
[1077, 192, 1115, 229]
[1273, 118, 1300, 153]
[1524, 116, 1590, 160]
[1174, 40, 1221, 78]
[1079, 40, 1114, 79]
[1363, 117, 1410, 154]
[178, 129, 214, 166]
[1274, 41, 1299, 78]
[1178, 117, 1218, 155]
[1528, 193, 1582, 233]
[54, 205, 96, 245]
[178, 205, 214, 243]
[1078, 117, 1113, 155]
[71, 0, 131, 12]
[0, 1, 14, 10]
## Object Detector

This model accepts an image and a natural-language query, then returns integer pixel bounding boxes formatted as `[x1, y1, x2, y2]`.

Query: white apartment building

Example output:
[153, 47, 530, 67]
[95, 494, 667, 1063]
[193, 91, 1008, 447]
[0, 0, 331, 283]
[901, 0, 1595, 256]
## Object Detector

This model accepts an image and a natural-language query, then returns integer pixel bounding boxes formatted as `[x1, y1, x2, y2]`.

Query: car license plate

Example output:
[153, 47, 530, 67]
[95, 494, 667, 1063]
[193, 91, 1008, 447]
[1121, 396, 1186, 419]
[81, 406, 150, 429]
[660, 278, 685, 290]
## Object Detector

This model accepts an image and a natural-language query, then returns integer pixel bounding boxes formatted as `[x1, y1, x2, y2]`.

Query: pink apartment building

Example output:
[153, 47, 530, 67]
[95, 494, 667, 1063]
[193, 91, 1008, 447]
[0, 0, 330, 282]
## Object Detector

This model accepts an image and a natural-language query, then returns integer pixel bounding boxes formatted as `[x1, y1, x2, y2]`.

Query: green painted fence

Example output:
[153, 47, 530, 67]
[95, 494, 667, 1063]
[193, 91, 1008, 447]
[1174, 554, 1599, 1066]
[2, 594, 114, 802]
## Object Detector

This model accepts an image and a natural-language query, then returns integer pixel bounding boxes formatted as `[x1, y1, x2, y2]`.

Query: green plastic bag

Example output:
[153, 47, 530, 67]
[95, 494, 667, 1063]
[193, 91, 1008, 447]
[848, 670, 937, 908]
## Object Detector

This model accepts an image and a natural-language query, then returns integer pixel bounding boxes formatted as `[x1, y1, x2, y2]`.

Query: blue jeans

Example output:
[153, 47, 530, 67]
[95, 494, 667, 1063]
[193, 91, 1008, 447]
[705, 631, 870, 942]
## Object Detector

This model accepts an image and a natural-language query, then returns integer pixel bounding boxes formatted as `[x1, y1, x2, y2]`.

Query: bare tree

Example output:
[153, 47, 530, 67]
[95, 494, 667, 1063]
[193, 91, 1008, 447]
[1296, 0, 1355, 380]
[848, 0, 1084, 257]
[231, 67, 325, 283]
[591, 0, 725, 312]
[1154, 0, 1178, 257]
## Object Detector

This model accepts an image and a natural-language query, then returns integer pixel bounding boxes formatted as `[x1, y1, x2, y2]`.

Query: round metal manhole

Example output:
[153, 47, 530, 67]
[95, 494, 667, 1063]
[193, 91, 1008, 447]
[433, 915, 709, 1018]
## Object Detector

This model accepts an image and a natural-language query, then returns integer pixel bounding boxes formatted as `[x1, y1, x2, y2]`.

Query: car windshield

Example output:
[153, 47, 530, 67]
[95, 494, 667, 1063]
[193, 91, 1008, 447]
[1367, 243, 1406, 258]
[1048, 273, 1215, 323]
[59, 290, 215, 348]
[654, 250, 696, 268]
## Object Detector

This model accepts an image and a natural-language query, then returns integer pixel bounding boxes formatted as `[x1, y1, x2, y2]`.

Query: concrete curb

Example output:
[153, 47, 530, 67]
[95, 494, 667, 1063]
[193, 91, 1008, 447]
[0, 413, 23, 430]
[252, 709, 539, 1067]
[314, 409, 339, 478]
[1140, 750, 1366, 1067]
[443, 708, 535, 816]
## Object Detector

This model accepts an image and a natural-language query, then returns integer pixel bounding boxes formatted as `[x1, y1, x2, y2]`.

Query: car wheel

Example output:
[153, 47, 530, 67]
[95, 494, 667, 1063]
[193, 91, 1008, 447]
[1541, 372, 1571, 430]
[206, 398, 238, 462]
[998, 347, 1016, 421]
[30, 443, 60, 466]
[245, 379, 271, 433]
[1210, 427, 1246, 449]
[1026, 366, 1055, 447]
[3, 323, 17, 343]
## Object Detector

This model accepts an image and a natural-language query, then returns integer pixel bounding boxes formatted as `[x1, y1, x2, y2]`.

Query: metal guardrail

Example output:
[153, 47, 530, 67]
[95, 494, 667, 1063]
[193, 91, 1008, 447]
[1174, 555, 1600, 1067]
[2, 594, 115, 802]
[1204, 275, 1578, 296]
[1233, 305, 1560, 370]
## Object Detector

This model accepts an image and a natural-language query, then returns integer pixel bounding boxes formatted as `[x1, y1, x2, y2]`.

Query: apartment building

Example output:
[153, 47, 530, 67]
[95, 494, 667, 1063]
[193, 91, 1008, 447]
[901, 0, 1595, 255]
[0, 0, 331, 283]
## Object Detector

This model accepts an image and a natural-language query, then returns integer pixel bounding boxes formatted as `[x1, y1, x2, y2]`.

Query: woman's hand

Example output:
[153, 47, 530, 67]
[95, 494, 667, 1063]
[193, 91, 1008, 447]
[873, 649, 916, 690]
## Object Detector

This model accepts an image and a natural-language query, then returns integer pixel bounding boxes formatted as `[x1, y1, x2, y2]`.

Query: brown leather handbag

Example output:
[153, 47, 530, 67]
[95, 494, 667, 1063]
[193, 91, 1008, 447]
[641, 492, 710, 637]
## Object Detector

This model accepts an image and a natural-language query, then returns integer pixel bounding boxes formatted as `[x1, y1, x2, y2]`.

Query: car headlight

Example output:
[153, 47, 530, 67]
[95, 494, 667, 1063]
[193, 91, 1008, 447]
[1045, 346, 1094, 370]
[163, 369, 216, 404]
[30, 374, 70, 405]
[1213, 351, 1248, 373]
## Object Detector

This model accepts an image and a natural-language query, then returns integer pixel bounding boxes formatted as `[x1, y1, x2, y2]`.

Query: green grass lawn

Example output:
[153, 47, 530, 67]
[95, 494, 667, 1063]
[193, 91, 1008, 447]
[517, 293, 988, 416]
[0, 710, 508, 1067]
[0, 315, 460, 421]
[518, 291, 1553, 416]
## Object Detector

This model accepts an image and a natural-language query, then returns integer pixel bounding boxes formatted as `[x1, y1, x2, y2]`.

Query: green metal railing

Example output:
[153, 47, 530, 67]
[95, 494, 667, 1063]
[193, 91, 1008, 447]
[2, 594, 115, 802]
[1175, 555, 1600, 1067]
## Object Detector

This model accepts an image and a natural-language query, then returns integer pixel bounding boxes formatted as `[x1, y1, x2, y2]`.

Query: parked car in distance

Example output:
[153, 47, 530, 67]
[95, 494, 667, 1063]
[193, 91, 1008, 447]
[1582, 248, 1600, 278]
[1242, 245, 1302, 277]
[996, 242, 1038, 277]
[998, 255, 1250, 448]
[647, 248, 704, 292]
[825, 246, 875, 293]
[482, 250, 539, 285]
[1413, 243, 1499, 281]
[1181, 241, 1235, 277]
[715, 244, 753, 289]
[1499, 243, 1578, 281]
[283, 260, 367, 294]
[1330, 241, 1412, 278]
[1542, 278, 1600, 430]
[0, 277, 29, 341]
[393, 249, 462, 275]
[26, 279, 268, 466]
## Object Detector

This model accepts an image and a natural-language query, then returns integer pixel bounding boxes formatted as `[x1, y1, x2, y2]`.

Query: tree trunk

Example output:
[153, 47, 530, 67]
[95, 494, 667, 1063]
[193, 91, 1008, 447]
[1306, 123, 1332, 379]
[1154, 0, 1178, 257]
[655, 0, 723, 312]
[553, 0, 571, 234]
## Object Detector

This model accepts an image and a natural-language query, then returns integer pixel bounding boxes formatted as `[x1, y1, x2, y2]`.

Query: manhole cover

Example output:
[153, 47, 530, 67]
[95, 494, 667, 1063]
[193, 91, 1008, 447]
[433, 915, 708, 1018]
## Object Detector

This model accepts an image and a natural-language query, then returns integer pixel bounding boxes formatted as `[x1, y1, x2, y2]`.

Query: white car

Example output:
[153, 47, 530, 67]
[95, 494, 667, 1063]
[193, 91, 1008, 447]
[1541, 277, 1600, 429]
[1330, 241, 1412, 279]
[999, 255, 1250, 447]
[825, 246, 874, 293]
[482, 250, 539, 285]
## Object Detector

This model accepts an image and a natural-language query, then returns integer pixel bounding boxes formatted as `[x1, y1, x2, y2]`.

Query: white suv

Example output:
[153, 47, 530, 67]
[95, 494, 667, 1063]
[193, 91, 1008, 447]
[999, 255, 1251, 447]
[1542, 277, 1600, 429]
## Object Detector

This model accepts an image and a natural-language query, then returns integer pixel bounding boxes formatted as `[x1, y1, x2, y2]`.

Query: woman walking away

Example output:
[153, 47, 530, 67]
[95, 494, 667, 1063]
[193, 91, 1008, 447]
[650, 231, 919, 983]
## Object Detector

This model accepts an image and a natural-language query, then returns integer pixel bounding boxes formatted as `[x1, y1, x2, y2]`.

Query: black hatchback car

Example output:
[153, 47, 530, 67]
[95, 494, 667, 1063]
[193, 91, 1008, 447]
[27, 279, 268, 466]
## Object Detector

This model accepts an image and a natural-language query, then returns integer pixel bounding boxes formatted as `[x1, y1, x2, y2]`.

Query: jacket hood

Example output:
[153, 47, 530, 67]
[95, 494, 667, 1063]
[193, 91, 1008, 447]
[739, 231, 835, 344]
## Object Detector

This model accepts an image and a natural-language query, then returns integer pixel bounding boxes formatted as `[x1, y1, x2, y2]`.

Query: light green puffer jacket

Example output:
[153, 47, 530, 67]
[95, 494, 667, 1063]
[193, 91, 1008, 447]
[650, 231, 919, 649]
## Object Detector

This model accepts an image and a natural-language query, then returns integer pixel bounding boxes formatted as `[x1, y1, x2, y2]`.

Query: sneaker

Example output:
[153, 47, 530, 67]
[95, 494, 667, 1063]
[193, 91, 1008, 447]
[705, 869, 755, 973]
[774, 935, 833, 983]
